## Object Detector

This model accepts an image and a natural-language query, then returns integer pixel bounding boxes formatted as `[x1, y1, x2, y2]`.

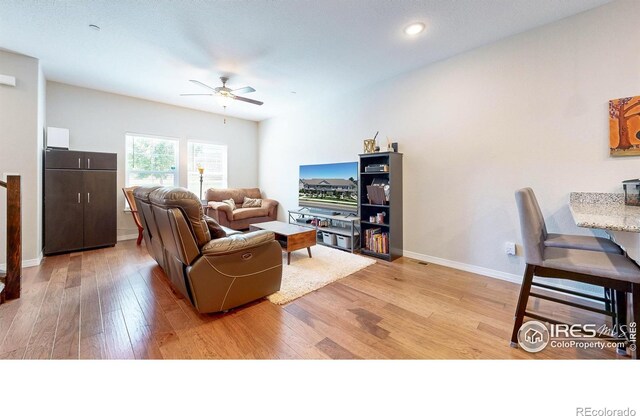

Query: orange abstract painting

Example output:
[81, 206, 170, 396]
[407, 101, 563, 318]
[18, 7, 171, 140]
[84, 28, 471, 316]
[610, 95, 640, 156]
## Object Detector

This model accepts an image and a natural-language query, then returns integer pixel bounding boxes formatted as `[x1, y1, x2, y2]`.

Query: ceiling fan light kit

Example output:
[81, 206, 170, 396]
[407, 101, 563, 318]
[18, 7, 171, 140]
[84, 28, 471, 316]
[181, 76, 263, 107]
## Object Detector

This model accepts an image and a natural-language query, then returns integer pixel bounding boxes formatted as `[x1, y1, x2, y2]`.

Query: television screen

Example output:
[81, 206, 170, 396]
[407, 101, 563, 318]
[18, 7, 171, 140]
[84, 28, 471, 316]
[299, 161, 358, 213]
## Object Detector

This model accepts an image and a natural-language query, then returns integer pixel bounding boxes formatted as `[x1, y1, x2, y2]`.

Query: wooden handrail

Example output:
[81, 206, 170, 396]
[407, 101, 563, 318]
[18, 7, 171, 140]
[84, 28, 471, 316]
[2, 175, 21, 300]
[0, 180, 6, 188]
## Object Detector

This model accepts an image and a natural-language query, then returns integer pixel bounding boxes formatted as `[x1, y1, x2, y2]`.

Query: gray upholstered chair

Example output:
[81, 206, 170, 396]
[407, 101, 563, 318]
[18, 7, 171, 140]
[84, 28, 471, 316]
[524, 188, 622, 254]
[523, 187, 623, 313]
[512, 188, 640, 358]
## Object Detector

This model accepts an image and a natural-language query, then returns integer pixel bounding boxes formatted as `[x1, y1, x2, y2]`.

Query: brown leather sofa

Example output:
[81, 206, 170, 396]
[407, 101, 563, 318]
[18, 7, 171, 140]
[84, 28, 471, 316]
[206, 187, 278, 230]
[133, 186, 165, 268]
[133, 186, 283, 313]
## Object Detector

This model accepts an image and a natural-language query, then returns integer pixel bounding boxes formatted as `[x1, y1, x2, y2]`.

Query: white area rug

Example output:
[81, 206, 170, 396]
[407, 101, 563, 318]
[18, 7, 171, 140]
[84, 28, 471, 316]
[267, 244, 376, 305]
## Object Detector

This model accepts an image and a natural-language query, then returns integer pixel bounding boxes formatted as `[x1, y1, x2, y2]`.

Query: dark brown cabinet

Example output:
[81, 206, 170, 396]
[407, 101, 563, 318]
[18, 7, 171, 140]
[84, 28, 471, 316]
[44, 170, 85, 254]
[44, 149, 117, 255]
[83, 170, 117, 249]
[85, 151, 117, 170]
[45, 149, 85, 170]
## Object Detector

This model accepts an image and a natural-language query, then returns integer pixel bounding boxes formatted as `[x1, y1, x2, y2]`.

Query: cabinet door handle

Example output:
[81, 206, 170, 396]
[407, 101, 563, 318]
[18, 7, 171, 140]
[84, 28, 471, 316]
[78, 193, 81, 203]
[88, 158, 91, 169]
[87, 193, 91, 204]
[78, 158, 81, 168]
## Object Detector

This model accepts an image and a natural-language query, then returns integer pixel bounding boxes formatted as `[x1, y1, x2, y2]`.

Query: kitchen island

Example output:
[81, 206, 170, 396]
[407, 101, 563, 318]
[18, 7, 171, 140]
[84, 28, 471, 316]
[570, 192, 640, 260]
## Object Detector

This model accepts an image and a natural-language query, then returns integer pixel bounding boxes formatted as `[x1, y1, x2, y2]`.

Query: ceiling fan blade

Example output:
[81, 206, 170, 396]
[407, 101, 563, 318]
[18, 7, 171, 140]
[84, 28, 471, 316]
[232, 86, 256, 94]
[189, 79, 218, 92]
[180, 93, 214, 96]
[233, 95, 263, 106]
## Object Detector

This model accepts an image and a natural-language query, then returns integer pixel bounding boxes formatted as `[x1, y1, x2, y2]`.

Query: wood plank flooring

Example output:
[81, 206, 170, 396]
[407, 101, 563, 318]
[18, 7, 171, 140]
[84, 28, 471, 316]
[0, 240, 626, 359]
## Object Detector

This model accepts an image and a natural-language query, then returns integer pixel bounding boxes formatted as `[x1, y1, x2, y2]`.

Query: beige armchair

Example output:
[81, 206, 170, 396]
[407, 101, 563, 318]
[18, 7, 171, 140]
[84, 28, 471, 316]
[134, 186, 282, 313]
[206, 187, 278, 230]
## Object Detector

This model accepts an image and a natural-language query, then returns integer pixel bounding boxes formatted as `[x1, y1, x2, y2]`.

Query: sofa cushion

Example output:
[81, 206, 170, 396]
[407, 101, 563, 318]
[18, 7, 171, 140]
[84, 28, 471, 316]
[149, 187, 211, 247]
[545, 233, 623, 254]
[207, 187, 262, 204]
[243, 196, 263, 208]
[204, 215, 227, 239]
[232, 206, 270, 220]
[222, 198, 237, 211]
[221, 225, 242, 236]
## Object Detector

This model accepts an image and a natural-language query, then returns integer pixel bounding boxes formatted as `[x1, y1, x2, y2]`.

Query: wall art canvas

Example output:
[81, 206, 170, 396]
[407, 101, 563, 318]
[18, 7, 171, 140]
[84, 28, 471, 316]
[610, 95, 640, 156]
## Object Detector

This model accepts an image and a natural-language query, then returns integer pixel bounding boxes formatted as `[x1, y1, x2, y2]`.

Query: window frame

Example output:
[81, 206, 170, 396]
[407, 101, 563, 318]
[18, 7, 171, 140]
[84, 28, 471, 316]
[125, 132, 180, 189]
[187, 140, 229, 197]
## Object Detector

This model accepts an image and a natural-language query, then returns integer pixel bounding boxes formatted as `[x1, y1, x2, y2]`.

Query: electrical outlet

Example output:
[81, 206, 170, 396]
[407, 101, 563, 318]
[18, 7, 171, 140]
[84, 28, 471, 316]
[505, 242, 516, 256]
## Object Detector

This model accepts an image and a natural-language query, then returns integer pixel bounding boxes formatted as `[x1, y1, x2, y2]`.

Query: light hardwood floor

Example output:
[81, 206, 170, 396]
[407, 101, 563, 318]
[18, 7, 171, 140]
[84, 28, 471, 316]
[0, 240, 626, 359]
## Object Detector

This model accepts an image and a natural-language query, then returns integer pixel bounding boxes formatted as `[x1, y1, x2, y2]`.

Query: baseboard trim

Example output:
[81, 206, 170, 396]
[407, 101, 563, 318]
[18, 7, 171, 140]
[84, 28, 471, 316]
[0, 255, 42, 270]
[402, 250, 602, 297]
[117, 233, 139, 242]
[403, 250, 522, 284]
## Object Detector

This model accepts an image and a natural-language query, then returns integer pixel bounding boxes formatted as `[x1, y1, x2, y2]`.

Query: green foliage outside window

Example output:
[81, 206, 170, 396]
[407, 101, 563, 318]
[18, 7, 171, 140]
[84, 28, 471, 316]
[126, 135, 177, 185]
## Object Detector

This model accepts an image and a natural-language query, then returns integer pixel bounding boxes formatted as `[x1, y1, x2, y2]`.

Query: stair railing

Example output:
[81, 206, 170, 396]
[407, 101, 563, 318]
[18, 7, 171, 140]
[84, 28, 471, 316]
[0, 175, 21, 301]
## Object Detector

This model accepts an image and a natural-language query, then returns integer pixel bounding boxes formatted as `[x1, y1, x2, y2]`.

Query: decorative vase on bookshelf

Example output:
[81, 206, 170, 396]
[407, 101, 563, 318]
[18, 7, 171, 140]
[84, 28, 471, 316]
[358, 151, 403, 261]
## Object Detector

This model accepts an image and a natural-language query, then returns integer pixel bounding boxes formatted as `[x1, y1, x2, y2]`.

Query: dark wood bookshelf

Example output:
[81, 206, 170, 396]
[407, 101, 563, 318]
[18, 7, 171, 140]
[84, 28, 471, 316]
[360, 249, 391, 260]
[360, 221, 389, 227]
[358, 151, 403, 261]
[361, 203, 389, 208]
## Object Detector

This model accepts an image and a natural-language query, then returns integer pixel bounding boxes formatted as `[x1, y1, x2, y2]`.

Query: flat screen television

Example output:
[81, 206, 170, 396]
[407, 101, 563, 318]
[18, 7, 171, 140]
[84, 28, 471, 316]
[299, 161, 358, 213]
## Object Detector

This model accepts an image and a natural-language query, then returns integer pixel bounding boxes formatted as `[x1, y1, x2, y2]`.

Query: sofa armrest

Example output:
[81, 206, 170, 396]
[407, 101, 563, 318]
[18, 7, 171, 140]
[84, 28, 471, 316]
[207, 201, 233, 221]
[262, 198, 279, 217]
[201, 230, 275, 255]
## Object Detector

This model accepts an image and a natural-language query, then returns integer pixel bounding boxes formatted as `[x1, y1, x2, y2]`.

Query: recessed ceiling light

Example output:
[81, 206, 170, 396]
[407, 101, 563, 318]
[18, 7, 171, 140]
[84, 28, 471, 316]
[404, 22, 425, 36]
[89, 24, 101, 31]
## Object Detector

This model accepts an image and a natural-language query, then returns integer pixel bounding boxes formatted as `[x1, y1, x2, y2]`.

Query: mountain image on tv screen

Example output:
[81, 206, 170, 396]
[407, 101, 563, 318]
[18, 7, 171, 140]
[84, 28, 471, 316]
[299, 161, 358, 212]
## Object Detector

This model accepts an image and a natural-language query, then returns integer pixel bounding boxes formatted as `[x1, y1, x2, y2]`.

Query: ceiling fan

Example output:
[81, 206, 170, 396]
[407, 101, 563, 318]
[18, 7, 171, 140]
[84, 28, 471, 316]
[180, 76, 263, 106]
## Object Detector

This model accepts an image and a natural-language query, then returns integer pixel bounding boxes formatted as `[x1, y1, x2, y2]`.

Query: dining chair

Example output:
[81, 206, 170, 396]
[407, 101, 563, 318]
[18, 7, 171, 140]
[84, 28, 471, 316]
[524, 188, 622, 254]
[512, 188, 640, 358]
[122, 186, 144, 245]
[523, 188, 623, 314]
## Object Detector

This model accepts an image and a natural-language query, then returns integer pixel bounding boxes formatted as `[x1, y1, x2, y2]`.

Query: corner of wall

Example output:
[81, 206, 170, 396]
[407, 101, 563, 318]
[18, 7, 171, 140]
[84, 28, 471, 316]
[37, 62, 46, 255]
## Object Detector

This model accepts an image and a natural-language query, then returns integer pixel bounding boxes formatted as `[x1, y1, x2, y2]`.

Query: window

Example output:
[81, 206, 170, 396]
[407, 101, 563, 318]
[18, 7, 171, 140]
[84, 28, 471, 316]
[188, 141, 228, 199]
[125, 134, 179, 187]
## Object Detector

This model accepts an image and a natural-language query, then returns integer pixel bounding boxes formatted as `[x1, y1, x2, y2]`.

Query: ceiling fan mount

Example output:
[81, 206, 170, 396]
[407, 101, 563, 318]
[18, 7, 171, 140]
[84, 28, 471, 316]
[180, 76, 263, 106]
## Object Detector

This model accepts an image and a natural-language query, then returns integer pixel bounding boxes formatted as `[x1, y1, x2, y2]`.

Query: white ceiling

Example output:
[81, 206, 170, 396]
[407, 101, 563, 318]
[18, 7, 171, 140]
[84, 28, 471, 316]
[0, 0, 611, 122]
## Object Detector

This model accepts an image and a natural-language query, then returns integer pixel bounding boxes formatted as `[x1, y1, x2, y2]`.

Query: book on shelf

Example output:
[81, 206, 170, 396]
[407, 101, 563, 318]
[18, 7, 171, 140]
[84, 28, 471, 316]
[364, 227, 389, 254]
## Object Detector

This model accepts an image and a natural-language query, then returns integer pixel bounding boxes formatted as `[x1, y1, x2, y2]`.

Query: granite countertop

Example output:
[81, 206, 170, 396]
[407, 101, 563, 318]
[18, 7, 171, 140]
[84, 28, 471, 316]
[569, 192, 640, 232]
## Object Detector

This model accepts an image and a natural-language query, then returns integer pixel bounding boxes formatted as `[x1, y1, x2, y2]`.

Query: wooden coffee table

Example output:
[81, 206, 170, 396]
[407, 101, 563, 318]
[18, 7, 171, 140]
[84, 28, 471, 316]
[249, 221, 316, 265]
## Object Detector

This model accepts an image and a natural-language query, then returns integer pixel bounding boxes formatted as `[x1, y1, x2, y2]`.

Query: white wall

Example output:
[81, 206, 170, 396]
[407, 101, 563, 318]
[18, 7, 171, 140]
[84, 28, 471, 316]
[37, 62, 45, 259]
[47, 82, 259, 238]
[0, 49, 42, 266]
[259, 0, 640, 281]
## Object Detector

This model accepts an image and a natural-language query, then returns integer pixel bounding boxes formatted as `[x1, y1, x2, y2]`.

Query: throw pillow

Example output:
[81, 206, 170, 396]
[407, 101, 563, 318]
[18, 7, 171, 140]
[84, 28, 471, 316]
[221, 198, 236, 211]
[243, 196, 263, 208]
[204, 215, 227, 239]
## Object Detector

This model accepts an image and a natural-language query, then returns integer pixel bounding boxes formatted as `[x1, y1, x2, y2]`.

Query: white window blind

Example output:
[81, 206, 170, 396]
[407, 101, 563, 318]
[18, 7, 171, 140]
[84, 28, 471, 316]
[188, 142, 228, 200]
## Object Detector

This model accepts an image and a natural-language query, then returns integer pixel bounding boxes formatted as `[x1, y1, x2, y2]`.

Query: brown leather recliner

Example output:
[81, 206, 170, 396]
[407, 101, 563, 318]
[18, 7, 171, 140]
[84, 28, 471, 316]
[133, 186, 165, 268]
[133, 186, 283, 313]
